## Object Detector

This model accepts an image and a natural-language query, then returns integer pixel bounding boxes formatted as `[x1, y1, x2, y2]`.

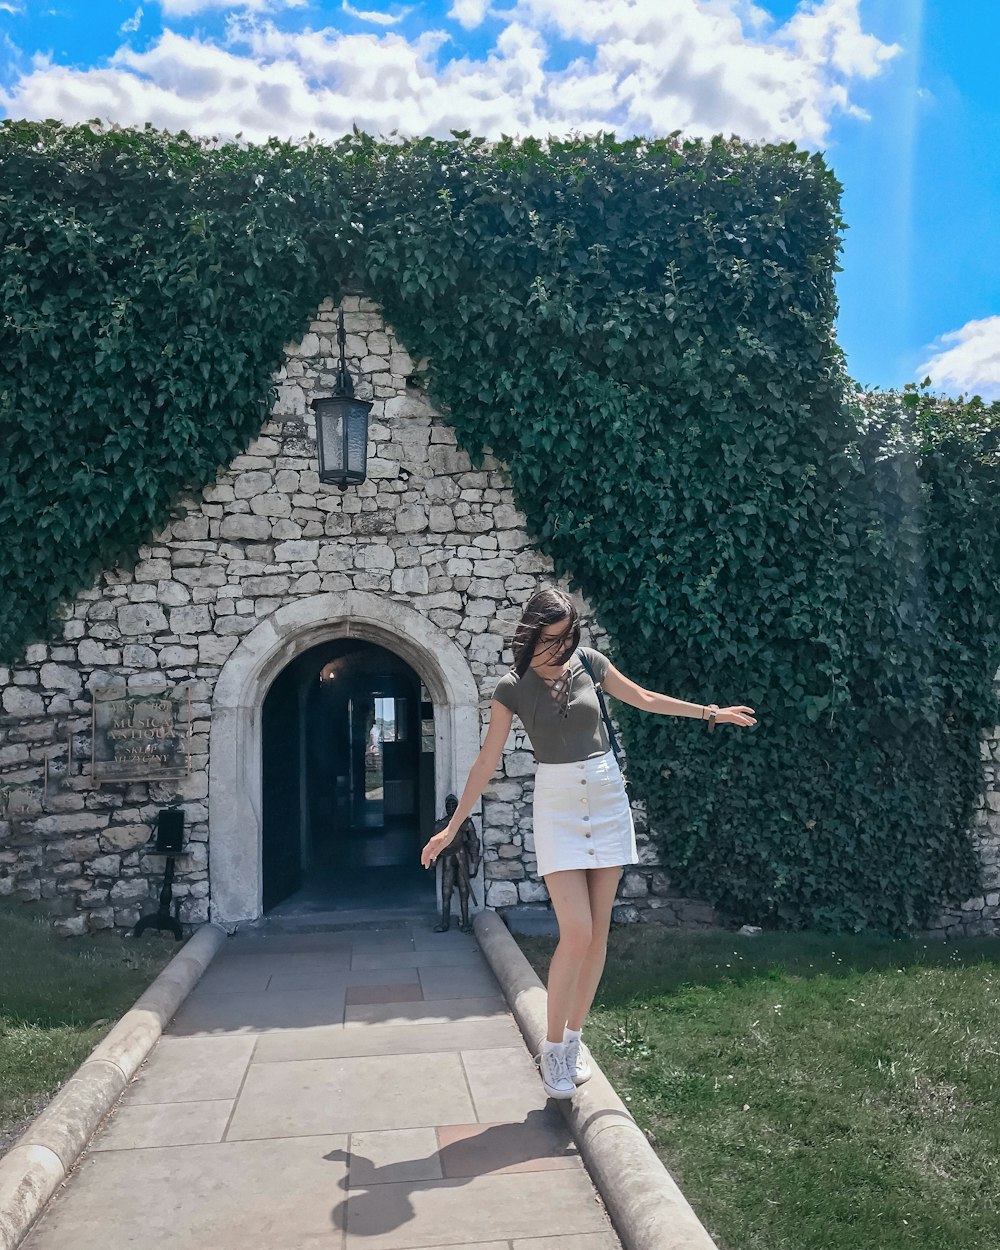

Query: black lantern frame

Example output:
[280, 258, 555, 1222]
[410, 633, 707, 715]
[311, 308, 372, 491]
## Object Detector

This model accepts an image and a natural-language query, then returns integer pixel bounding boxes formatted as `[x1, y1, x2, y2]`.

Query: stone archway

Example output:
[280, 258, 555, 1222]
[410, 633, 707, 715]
[208, 591, 482, 924]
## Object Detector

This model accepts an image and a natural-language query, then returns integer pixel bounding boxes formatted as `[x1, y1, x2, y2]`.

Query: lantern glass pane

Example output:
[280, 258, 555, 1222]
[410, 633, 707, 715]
[318, 404, 345, 472]
[346, 404, 369, 476]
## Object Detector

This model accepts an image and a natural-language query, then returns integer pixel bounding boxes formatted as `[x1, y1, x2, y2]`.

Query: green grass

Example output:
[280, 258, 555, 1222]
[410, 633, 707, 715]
[0, 897, 175, 1154]
[518, 926, 1000, 1250]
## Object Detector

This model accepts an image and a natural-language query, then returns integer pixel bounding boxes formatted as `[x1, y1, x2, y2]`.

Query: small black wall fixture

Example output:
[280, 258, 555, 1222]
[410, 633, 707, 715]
[133, 806, 185, 940]
[311, 307, 372, 491]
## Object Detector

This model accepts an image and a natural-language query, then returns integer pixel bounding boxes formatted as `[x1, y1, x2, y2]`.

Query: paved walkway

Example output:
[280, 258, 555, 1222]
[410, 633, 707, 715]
[23, 922, 621, 1250]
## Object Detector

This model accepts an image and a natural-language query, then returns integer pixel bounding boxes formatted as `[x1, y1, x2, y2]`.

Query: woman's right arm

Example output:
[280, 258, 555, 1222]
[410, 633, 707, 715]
[420, 700, 514, 869]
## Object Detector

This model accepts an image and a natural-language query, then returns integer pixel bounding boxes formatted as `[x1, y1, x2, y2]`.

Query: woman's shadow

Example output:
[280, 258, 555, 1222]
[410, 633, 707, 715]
[324, 1106, 578, 1238]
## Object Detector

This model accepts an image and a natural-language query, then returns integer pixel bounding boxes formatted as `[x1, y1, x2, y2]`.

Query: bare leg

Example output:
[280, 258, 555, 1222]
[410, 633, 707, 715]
[566, 866, 622, 1030]
[543, 869, 593, 1043]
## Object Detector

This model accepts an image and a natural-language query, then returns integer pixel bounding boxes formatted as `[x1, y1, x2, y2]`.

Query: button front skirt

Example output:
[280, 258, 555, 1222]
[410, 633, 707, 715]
[531, 750, 639, 877]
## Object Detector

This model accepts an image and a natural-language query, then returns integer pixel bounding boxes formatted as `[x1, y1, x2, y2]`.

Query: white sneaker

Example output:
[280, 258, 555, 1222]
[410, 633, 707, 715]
[564, 1035, 592, 1086]
[538, 1045, 575, 1099]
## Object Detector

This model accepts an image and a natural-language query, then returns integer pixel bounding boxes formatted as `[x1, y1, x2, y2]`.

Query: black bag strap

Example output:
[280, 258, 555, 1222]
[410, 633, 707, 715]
[578, 651, 628, 783]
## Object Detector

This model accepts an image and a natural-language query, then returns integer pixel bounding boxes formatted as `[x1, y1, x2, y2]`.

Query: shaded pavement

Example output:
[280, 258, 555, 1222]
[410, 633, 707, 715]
[23, 921, 621, 1250]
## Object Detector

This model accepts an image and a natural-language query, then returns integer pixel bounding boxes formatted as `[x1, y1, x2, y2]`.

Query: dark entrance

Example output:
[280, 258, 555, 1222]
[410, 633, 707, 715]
[261, 639, 437, 915]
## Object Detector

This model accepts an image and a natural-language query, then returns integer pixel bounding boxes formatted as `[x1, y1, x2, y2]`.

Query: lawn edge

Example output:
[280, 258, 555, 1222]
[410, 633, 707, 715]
[473, 909, 720, 1250]
[0, 922, 227, 1250]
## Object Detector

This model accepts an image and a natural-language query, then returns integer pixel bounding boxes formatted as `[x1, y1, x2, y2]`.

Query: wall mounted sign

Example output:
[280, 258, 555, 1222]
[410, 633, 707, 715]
[90, 685, 192, 785]
[0, 781, 41, 817]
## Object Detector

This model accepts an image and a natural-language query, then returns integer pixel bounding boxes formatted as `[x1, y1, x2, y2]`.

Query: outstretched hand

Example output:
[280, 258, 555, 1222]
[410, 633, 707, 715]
[421, 824, 456, 870]
[718, 706, 757, 728]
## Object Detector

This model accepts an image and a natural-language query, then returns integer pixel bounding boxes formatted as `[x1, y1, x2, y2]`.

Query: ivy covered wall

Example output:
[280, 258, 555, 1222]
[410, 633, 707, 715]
[1, 121, 999, 933]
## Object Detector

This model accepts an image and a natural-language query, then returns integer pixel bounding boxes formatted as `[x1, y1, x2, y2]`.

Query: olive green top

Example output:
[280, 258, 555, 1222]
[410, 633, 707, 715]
[491, 646, 612, 765]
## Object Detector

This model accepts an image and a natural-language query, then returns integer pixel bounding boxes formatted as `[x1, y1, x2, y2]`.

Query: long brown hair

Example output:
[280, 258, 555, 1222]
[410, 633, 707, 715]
[511, 588, 581, 677]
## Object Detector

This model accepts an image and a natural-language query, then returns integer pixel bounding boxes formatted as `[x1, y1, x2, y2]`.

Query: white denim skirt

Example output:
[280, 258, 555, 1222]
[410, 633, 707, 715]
[532, 750, 639, 877]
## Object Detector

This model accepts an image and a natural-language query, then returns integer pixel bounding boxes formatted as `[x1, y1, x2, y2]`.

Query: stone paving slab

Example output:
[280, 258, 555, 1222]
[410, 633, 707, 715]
[388, 1244, 508, 1250]
[198, 960, 430, 994]
[343, 928, 425, 945]
[121, 1034, 255, 1104]
[270, 965, 423, 992]
[225, 1052, 478, 1140]
[192, 961, 275, 993]
[346, 934, 423, 952]
[222, 930, 357, 953]
[410, 927, 482, 952]
[417, 964, 504, 999]
[348, 1127, 444, 1185]
[207, 948, 356, 975]
[20, 922, 622, 1250]
[367, 1242, 618, 1250]
[344, 982, 424, 1005]
[514, 1237, 620, 1249]
[89, 1098, 233, 1151]
[252, 1017, 522, 1062]
[198, 950, 430, 990]
[169, 986, 350, 1035]
[461, 1048, 550, 1122]
[340, 1170, 610, 1249]
[22, 1135, 351, 1250]
[350, 946, 487, 970]
[436, 1117, 578, 1177]
[343, 996, 507, 1028]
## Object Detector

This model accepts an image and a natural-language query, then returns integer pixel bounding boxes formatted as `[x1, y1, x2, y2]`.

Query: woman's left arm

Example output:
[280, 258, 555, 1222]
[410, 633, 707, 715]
[602, 664, 757, 728]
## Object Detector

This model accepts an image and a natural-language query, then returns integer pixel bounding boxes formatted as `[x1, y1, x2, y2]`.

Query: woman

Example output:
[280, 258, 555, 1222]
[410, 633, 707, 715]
[421, 587, 757, 1099]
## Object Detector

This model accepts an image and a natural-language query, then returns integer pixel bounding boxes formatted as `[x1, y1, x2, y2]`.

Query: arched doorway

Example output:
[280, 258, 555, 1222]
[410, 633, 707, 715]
[261, 638, 435, 914]
[208, 591, 482, 926]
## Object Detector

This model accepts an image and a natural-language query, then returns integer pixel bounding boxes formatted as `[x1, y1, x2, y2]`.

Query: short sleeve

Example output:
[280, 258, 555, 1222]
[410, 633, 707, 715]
[579, 647, 610, 683]
[491, 672, 520, 713]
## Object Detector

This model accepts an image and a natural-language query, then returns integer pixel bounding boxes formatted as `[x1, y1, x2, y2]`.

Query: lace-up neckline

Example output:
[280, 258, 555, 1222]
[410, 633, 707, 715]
[536, 661, 574, 719]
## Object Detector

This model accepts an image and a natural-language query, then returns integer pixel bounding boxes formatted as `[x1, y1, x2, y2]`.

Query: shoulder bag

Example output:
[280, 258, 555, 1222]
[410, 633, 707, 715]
[578, 651, 629, 792]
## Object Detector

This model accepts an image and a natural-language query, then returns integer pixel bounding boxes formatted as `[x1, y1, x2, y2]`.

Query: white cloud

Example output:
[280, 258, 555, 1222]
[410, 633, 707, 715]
[159, 0, 306, 15]
[0, 0, 900, 146]
[781, 0, 899, 79]
[120, 6, 143, 35]
[342, 1, 413, 26]
[514, 0, 901, 141]
[917, 317, 1000, 403]
[1, 29, 25, 78]
[449, 0, 489, 29]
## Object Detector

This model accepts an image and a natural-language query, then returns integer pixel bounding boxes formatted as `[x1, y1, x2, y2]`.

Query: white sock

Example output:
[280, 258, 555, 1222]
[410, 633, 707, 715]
[563, 1027, 581, 1043]
[542, 1039, 564, 1054]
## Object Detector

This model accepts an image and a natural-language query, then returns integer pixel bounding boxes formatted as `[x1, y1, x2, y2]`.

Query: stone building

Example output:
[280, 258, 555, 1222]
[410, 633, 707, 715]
[1, 297, 998, 937]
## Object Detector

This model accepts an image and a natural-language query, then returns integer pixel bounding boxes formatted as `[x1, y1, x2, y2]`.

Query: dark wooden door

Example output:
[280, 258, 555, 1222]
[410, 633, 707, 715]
[261, 673, 302, 911]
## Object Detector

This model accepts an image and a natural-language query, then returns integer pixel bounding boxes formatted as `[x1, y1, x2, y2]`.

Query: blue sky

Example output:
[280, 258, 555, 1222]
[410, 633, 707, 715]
[1, 0, 998, 400]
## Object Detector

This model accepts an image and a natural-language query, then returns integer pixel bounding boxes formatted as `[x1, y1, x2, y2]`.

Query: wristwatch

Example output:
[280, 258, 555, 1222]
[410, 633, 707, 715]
[705, 704, 719, 732]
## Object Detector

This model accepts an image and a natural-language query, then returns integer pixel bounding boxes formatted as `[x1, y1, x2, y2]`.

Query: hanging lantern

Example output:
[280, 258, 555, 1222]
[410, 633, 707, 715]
[311, 307, 371, 490]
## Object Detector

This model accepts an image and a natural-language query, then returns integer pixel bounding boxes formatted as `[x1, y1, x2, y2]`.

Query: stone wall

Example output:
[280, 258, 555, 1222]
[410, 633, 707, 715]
[0, 296, 678, 934]
[922, 726, 1000, 938]
[1, 296, 996, 938]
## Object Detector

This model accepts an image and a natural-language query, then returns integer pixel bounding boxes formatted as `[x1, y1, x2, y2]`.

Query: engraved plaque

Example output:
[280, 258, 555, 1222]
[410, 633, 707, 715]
[91, 686, 192, 784]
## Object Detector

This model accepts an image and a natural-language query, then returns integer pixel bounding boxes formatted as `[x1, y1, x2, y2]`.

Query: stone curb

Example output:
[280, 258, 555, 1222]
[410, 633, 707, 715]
[473, 910, 719, 1250]
[0, 922, 227, 1250]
